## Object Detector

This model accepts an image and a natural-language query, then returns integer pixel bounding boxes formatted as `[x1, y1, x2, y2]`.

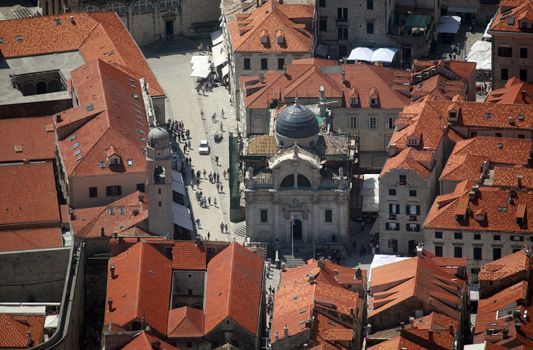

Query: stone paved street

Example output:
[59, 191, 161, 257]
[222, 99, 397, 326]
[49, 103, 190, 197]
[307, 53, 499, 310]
[144, 49, 243, 243]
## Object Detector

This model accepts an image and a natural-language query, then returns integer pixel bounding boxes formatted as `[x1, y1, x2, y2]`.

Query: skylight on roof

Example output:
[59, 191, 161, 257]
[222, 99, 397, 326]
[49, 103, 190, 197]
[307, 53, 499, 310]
[76, 155, 83, 161]
[71, 142, 80, 150]
[119, 207, 126, 215]
[108, 208, 115, 215]
[127, 159, 134, 166]
[99, 161, 106, 168]
[73, 149, 81, 156]
[0, 38, 4, 44]
[70, 134, 77, 141]
[86, 103, 94, 112]
[15, 35, 23, 42]
[137, 129, 145, 135]
[507, 17, 515, 25]
[484, 112, 492, 119]
[54, 18, 61, 25]
[518, 114, 524, 121]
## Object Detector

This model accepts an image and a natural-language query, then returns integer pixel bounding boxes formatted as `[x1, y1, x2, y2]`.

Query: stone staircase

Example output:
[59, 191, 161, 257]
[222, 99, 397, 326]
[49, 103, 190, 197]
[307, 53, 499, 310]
[148, 36, 198, 55]
[232, 221, 247, 237]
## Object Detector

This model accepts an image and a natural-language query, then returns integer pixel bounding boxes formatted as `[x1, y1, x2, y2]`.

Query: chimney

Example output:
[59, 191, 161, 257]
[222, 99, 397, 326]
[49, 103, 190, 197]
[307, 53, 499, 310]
[100, 227, 105, 237]
[259, 73, 265, 83]
[400, 321, 405, 329]
[416, 242, 424, 256]
[69, 208, 75, 220]
[517, 175, 523, 188]
[151, 340, 161, 349]
[449, 325, 454, 336]
[107, 298, 113, 311]
[112, 231, 118, 239]
[138, 193, 144, 202]
[110, 265, 116, 279]
[428, 329, 434, 343]
[279, 0, 283, 3]
[341, 70, 346, 84]
[275, 332, 279, 341]
[355, 267, 362, 280]
[55, 114, 62, 123]
[284, 325, 289, 338]
[283, 65, 288, 76]
[70, 15, 75, 24]
[502, 327, 509, 338]
[26, 331, 32, 347]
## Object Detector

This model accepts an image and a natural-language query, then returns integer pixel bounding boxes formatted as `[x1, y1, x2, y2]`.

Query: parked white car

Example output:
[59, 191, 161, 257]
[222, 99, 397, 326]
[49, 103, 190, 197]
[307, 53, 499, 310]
[198, 139, 210, 155]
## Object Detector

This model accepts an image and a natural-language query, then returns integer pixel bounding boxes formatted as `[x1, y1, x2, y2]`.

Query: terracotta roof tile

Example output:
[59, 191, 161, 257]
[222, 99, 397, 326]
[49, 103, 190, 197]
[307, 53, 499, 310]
[0, 116, 56, 163]
[172, 241, 207, 270]
[204, 243, 263, 335]
[0, 227, 63, 252]
[0, 12, 163, 97]
[490, 0, 533, 33]
[381, 148, 434, 178]
[228, 0, 313, 53]
[167, 306, 204, 338]
[0, 314, 45, 348]
[121, 332, 178, 350]
[486, 78, 533, 104]
[369, 252, 465, 327]
[425, 186, 533, 233]
[71, 191, 148, 239]
[57, 59, 148, 178]
[0, 162, 60, 227]
[456, 102, 533, 130]
[105, 241, 172, 335]
[440, 137, 532, 183]
[492, 167, 533, 188]
[478, 249, 530, 282]
[271, 259, 362, 344]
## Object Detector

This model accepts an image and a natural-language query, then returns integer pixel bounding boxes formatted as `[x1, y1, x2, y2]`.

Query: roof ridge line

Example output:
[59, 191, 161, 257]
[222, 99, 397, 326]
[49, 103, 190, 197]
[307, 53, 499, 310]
[70, 123, 109, 177]
[226, 243, 236, 326]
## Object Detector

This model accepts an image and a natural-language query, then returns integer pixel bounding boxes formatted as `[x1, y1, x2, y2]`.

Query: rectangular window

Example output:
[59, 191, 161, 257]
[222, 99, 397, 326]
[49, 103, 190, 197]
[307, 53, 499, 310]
[388, 117, 395, 129]
[337, 8, 348, 20]
[494, 234, 501, 241]
[389, 203, 400, 214]
[319, 17, 328, 31]
[454, 246, 463, 258]
[399, 175, 406, 185]
[349, 116, 358, 129]
[454, 232, 463, 240]
[493, 247, 502, 260]
[367, 22, 374, 34]
[521, 48, 528, 58]
[89, 187, 98, 198]
[520, 69, 528, 81]
[106, 185, 122, 197]
[406, 223, 420, 232]
[367, 0, 373, 9]
[325, 209, 333, 223]
[318, 0, 326, 7]
[434, 245, 443, 257]
[337, 27, 348, 40]
[369, 117, 377, 129]
[473, 247, 482, 260]
[136, 183, 145, 192]
[260, 209, 268, 223]
[261, 58, 268, 70]
[501, 68, 509, 80]
[278, 58, 285, 70]
[474, 234, 481, 240]
[435, 231, 443, 239]
[244, 58, 251, 70]
[409, 190, 417, 197]
[406, 205, 420, 215]
[388, 188, 396, 196]
[386, 222, 400, 231]
[497, 47, 512, 57]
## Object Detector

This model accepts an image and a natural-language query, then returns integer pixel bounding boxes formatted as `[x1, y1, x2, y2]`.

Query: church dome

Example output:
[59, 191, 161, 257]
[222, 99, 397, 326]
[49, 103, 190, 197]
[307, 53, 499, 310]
[275, 103, 319, 139]
[148, 126, 170, 150]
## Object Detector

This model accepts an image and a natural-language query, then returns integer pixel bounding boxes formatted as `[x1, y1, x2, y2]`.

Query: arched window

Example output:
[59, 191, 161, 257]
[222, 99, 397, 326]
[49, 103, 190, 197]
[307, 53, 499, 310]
[159, 0, 179, 10]
[21, 83, 35, 96]
[297, 174, 311, 187]
[280, 174, 294, 188]
[154, 165, 166, 184]
[47, 79, 61, 93]
[106, 2, 127, 16]
[83, 5, 100, 12]
[133, 0, 154, 14]
[36, 81, 47, 95]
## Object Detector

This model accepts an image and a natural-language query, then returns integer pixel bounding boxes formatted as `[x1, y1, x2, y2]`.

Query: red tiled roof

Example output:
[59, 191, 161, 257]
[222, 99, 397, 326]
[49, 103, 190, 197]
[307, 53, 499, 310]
[478, 249, 530, 282]
[271, 259, 362, 344]
[105, 241, 172, 335]
[313, 312, 351, 350]
[71, 191, 148, 239]
[56, 59, 148, 178]
[0, 227, 62, 252]
[121, 332, 178, 350]
[0, 116, 56, 163]
[0, 162, 60, 227]
[369, 252, 465, 324]
[486, 78, 533, 104]
[241, 60, 410, 110]
[204, 243, 263, 335]
[440, 137, 532, 182]
[425, 186, 533, 233]
[167, 306, 204, 338]
[490, 0, 533, 33]
[492, 167, 533, 188]
[456, 102, 533, 130]
[0, 314, 45, 348]
[0, 12, 163, 97]
[381, 148, 434, 178]
[172, 241, 207, 270]
[228, 0, 313, 53]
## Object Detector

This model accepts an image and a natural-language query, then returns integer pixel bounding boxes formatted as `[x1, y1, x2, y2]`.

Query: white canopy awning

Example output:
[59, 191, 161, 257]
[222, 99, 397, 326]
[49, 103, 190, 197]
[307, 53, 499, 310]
[172, 202, 193, 231]
[45, 315, 59, 329]
[191, 65, 211, 78]
[211, 30, 224, 46]
[212, 42, 228, 67]
[361, 174, 379, 213]
[370, 48, 398, 63]
[222, 64, 229, 77]
[190, 55, 210, 66]
[467, 40, 492, 70]
[347, 47, 374, 62]
[436, 15, 462, 34]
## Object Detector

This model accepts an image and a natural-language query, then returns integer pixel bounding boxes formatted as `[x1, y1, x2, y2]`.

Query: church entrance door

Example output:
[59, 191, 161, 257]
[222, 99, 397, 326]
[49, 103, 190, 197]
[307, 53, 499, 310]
[166, 21, 174, 38]
[292, 219, 302, 241]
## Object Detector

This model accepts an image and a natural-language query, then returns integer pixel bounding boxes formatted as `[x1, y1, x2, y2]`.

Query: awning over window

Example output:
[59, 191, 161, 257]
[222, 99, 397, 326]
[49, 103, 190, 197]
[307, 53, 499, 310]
[191, 55, 211, 78]
[404, 14, 431, 30]
[172, 170, 186, 196]
[347, 47, 374, 62]
[172, 202, 193, 231]
[370, 48, 398, 63]
[211, 30, 224, 46]
[222, 65, 229, 77]
[212, 42, 228, 67]
[436, 15, 462, 34]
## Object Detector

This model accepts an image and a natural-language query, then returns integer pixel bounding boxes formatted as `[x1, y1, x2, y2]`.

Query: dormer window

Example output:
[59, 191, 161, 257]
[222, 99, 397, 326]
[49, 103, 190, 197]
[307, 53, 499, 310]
[106, 146, 121, 166]
[369, 97, 378, 107]
[109, 156, 120, 166]
[407, 135, 420, 147]
[260, 30, 268, 44]
[276, 29, 285, 44]
[350, 97, 359, 107]
[448, 110, 459, 122]
[521, 20, 529, 30]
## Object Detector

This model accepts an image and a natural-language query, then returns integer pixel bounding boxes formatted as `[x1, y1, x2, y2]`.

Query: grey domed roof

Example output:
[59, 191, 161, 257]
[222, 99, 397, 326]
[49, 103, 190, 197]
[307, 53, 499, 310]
[275, 103, 319, 139]
[148, 127, 170, 150]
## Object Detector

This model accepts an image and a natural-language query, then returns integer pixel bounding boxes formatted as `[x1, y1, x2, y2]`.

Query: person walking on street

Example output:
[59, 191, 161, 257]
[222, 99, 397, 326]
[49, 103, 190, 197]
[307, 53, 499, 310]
[196, 218, 200, 228]
[220, 184, 223, 192]
[221, 108, 225, 119]
[224, 223, 228, 234]
[215, 156, 219, 165]
[208, 196, 211, 206]
[203, 169, 206, 179]
[216, 183, 220, 192]
[186, 129, 190, 139]
[223, 169, 227, 179]
[213, 198, 217, 207]
[220, 222, 224, 233]
[207, 232, 210, 240]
